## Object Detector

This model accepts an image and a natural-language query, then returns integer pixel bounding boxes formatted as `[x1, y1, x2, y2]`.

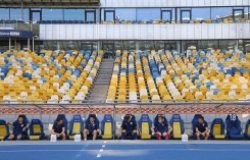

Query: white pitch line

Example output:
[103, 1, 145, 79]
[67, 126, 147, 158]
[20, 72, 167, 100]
[0, 150, 97, 153]
[96, 154, 102, 158]
[96, 141, 107, 158]
[1, 148, 250, 154]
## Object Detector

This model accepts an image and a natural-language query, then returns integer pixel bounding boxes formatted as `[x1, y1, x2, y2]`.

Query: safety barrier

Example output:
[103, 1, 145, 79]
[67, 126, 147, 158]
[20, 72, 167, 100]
[0, 101, 250, 115]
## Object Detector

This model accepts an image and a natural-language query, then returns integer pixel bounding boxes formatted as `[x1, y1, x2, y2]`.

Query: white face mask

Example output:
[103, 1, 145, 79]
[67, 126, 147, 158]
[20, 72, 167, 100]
[230, 114, 237, 121]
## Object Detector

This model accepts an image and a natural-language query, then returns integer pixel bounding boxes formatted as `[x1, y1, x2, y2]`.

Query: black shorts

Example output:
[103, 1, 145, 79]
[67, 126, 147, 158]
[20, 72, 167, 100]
[14, 133, 28, 140]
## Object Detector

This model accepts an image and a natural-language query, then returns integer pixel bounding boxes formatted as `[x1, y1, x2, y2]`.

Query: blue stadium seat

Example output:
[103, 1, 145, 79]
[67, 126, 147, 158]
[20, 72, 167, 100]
[138, 114, 152, 139]
[0, 119, 9, 140]
[226, 114, 244, 139]
[244, 119, 250, 139]
[210, 118, 225, 139]
[29, 119, 45, 140]
[69, 115, 83, 140]
[192, 114, 203, 136]
[101, 114, 113, 139]
[170, 114, 185, 139]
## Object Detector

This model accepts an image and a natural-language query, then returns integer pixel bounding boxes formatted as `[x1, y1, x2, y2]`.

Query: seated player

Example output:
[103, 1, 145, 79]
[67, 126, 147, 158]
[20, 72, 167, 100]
[195, 116, 209, 140]
[154, 115, 172, 140]
[52, 118, 66, 140]
[121, 114, 137, 140]
[83, 115, 99, 141]
[8, 115, 29, 140]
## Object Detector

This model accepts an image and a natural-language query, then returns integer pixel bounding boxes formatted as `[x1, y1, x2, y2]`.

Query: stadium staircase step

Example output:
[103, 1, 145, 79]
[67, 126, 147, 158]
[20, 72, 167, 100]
[88, 58, 114, 101]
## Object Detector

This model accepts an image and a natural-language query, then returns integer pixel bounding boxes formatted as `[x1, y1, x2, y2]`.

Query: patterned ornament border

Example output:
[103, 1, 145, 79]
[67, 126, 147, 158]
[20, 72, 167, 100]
[0, 104, 249, 115]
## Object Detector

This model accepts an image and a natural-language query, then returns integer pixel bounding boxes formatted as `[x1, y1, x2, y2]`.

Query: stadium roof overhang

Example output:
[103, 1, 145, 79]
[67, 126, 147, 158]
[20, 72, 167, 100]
[0, 0, 100, 8]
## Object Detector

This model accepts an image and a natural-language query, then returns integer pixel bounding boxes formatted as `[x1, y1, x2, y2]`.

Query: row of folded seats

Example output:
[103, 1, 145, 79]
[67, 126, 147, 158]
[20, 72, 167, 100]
[107, 49, 250, 102]
[0, 114, 250, 140]
[0, 50, 104, 103]
[103, 17, 249, 24]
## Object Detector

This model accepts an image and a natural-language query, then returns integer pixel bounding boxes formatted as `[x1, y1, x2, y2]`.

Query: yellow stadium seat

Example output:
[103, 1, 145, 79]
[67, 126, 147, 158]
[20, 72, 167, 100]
[102, 122, 112, 139]
[69, 122, 81, 140]
[29, 119, 44, 140]
[141, 122, 151, 139]
[172, 122, 182, 139]
[211, 119, 225, 139]
[0, 120, 8, 140]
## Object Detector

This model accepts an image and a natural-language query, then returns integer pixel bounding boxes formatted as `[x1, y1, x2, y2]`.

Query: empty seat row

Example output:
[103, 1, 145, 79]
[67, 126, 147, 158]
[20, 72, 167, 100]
[0, 50, 104, 103]
[107, 49, 250, 102]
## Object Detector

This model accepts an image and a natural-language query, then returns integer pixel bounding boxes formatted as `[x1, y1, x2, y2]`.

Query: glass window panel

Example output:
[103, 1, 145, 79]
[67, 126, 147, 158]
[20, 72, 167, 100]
[182, 11, 191, 20]
[115, 9, 136, 21]
[244, 7, 249, 19]
[161, 11, 172, 21]
[198, 41, 218, 49]
[233, 9, 244, 22]
[86, 10, 95, 22]
[123, 41, 136, 50]
[31, 12, 41, 21]
[0, 8, 9, 20]
[42, 9, 63, 20]
[211, 7, 232, 22]
[218, 40, 236, 50]
[138, 41, 154, 50]
[234, 7, 248, 20]
[22, 9, 29, 21]
[137, 8, 161, 21]
[192, 8, 210, 20]
[10, 8, 29, 21]
[161, 9, 175, 22]
[180, 10, 191, 23]
[245, 43, 250, 52]
[10, 8, 23, 20]
[249, 7, 250, 19]
[105, 11, 115, 21]
[64, 9, 84, 20]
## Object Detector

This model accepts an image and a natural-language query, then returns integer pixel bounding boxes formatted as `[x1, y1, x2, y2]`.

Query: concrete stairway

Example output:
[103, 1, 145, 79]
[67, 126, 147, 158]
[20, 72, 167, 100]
[88, 58, 114, 101]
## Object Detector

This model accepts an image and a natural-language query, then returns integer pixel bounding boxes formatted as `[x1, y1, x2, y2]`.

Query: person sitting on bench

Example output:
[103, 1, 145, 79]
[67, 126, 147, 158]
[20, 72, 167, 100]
[195, 116, 209, 140]
[154, 115, 172, 140]
[83, 115, 99, 141]
[121, 114, 137, 140]
[52, 118, 66, 140]
[8, 115, 29, 140]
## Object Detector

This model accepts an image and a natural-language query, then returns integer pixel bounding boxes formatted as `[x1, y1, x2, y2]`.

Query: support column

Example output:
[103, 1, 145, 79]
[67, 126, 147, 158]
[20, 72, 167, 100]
[97, 41, 101, 51]
[32, 37, 35, 52]
[9, 38, 11, 51]
[176, 41, 181, 53]
[136, 41, 140, 50]
[57, 41, 60, 50]
[27, 38, 30, 50]
[234, 40, 239, 51]
[14, 39, 17, 50]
